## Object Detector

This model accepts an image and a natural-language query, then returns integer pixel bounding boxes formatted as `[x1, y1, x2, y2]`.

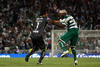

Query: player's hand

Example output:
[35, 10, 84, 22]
[48, 19, 54, 23]
[53, 20, 60, 23]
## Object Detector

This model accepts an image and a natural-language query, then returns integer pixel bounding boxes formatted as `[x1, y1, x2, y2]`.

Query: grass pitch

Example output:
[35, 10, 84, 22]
[0, 58, 100, 67]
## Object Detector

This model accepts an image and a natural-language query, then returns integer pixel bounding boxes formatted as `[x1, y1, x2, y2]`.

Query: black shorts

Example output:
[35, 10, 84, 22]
[31, 33, 45, 50]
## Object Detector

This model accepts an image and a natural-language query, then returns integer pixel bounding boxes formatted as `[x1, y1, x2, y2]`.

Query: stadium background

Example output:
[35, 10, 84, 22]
[0, 0, 100, 67]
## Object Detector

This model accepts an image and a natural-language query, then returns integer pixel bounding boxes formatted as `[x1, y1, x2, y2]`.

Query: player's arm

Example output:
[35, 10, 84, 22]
[52, 20, 66, 28]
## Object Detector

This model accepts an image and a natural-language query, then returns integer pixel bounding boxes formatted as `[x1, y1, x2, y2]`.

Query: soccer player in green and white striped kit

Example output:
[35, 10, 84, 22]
[52, 10, 79, 65]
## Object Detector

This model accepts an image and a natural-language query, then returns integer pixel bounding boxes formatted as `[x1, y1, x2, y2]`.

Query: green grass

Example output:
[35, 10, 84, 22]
[0, 58, 100, 67]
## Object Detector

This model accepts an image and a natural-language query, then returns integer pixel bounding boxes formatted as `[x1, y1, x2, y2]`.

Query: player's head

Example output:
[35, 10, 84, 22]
[58, 9, 67, 17]
[43, 11, 49, 17]
[40, 11, 49, 18]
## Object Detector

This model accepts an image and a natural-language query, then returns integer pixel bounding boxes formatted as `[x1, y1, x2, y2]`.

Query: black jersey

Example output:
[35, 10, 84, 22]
[31, 17, 49, 36]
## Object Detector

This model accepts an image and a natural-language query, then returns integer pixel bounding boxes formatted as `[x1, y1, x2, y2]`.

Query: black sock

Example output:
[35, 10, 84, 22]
[38, 50, 45, 63]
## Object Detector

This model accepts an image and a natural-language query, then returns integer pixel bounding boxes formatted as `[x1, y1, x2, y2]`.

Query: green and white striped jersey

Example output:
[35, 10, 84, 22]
[60, 15, 78, 29]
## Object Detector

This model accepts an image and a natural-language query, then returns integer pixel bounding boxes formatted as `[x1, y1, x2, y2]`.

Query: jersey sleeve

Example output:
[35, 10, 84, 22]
[66, 16, 73, 21]
[60, 18, 68, 25]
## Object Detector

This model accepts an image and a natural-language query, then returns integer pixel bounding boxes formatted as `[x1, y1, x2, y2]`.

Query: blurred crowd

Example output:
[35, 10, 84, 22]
[0, 0, 100, 53]
[77, 37, 100, 53]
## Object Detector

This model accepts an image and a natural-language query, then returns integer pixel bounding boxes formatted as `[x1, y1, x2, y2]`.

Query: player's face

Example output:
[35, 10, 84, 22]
[43, 12, 48, 17]
[45, 13, 48, 17]
[58, 13, 65, 18]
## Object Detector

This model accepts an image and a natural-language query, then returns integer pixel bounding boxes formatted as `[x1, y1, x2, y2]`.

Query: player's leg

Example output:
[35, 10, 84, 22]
[59, 41, 67, 51]
[70, 29, 79, 65]
[58, 41, 69, 57]
[25, 38, 38, 62]
[25, 47, 37, 62]
[71, 46, 78, 65]
[59, 31, 73, 57]
[70, 39, 77, 62]
[59, 31, 72, 51]
[37, 36, 46, 64]
[37, 49, 45, 64]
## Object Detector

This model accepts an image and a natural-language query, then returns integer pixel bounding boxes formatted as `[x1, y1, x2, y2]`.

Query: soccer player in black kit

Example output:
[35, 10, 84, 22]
[25, 12, 50, 64]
